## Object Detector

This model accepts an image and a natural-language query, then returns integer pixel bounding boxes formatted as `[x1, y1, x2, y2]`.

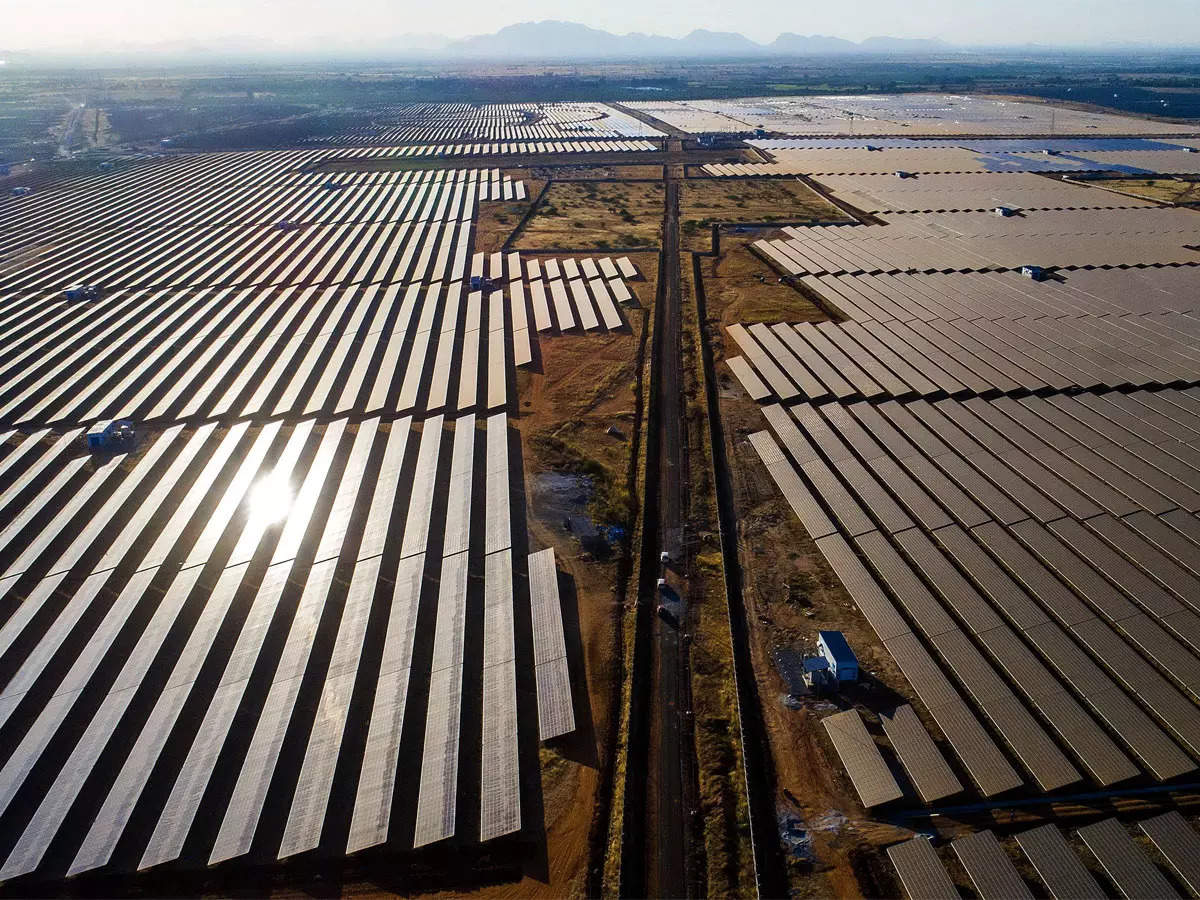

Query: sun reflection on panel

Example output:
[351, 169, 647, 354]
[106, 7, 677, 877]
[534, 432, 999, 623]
[245, 471, 294, 531]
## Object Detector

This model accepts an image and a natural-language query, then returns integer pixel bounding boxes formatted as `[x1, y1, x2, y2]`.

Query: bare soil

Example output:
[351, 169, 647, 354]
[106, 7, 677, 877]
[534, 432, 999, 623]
[517, 182, 664, 251]
[680, 179, 848, 250]
[530, 165, 664, 181]
[471, 170, 545, 253]
[1102, 177, 1200, 204]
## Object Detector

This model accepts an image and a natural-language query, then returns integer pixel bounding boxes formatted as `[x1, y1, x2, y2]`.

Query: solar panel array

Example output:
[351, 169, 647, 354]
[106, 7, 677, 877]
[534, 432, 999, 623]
[0, 140, 580, 889]
[811, 172, 1157, 213]
[1077, 818, 1182, 899]
[891, 815, 1200, 900]
[338, 140, 658, 157]
[1140, 811, 1200, 895]
[751, 210, 1200, 275]
[629, 94, 1192, 136]
[704, 145, 1200, 176]
[472, 251, 639, 338]
[734, 179, 1200, 806]
[1014, 823, 1105, 900]
[528, 548, 575, 740]
[752, 389, 1200, 793]
[726, 303, 1200, 402]
[308, 102, 664, 146]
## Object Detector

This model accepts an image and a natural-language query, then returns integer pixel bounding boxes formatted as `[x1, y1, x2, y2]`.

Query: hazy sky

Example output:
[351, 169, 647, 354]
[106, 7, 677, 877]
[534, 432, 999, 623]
[6, 0, 1200, 51]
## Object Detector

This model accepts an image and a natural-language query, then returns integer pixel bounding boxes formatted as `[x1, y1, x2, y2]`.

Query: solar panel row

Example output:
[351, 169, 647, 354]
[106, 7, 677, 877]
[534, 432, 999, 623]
[528, 547, 575, 742]
[728, 308, 1200, 403]
[749, 209, 1200, 276]
[306, 102, 663, 145]
[753, 389, 1200, 795]
[893, 814, 1200, 900]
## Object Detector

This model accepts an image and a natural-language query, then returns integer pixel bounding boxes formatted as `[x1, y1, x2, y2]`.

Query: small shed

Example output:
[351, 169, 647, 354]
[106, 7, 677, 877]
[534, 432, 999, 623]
[818, 631, 859, 682]
[1020, 264, 1046, 281]
[64, 284, 100, 301]
[85, 420, 134, 451]
[993, 205, 1016, 217]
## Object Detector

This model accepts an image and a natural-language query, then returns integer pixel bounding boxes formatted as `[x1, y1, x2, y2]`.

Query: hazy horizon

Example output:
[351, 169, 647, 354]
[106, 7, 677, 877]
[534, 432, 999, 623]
[5, 0, 1200, 55]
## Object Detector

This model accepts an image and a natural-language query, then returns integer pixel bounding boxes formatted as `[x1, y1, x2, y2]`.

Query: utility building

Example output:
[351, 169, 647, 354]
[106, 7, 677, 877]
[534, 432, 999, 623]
[818, 631, 859, 683]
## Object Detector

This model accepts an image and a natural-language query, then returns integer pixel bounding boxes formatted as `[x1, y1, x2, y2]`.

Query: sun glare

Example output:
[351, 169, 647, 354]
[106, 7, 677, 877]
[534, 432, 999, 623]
[246, 471, 294, 529]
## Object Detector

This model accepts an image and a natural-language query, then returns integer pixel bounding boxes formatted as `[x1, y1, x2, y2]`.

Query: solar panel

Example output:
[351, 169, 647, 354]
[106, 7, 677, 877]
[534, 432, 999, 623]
[486, 414, 511, 554]
[277, 555, 385, 859]
[457, 328, 481, 410]
[812, 533, 911, 641]
[569, 279, 599, 330]
[879, 705, 962, 803]
[549, 278, 574, 330]
[608, 278, 633, 304]
[414, 550, 469, 848]
[1015, 824, 1105, 900]
[67, 560, 257, 875]
[529, 280, 552, 331]
[1077, 817, 1181, 900]
[509, 280, 528, 333]
[725, 356, 771, 401]
[442, 416, 476, 557]
[141, 556, 335, 870]
[346, 553, 425, 854]
[311, 418, 380, 564]
[882, 632, 1022, 797]
[357, 419, 412, 560]
[401, 416, 444, 558]
[747, 431, 836, 541]
[413, 663, 463, 848]
[821, 709, 903, 807]
[888, 838, 960, 900]
[480, 550, 520, 841]
[588, 278, 623, 330]
[1139, 812, 1200, 896]
[952, 831, 1033, 900]
[487, 325, 508, 409]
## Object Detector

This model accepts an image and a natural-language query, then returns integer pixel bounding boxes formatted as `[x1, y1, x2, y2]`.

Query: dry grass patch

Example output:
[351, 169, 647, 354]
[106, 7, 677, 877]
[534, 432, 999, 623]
[532, 164, 664, 180]
[681, 179, 848, 249]
[700, 235, 830, 326]
[471, 171, 544, 253]
[1102, 177, 1200, 204]
[519, 181, 663, 250]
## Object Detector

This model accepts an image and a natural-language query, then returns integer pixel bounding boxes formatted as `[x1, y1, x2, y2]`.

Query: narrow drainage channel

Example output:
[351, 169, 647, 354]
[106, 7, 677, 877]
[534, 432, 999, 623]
[691, 248, 790, 899]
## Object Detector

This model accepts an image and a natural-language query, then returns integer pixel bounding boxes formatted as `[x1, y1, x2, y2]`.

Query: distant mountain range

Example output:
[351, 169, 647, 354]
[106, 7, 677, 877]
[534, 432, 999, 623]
[5, 20, 957, 61]
[444, 21, 953, 58]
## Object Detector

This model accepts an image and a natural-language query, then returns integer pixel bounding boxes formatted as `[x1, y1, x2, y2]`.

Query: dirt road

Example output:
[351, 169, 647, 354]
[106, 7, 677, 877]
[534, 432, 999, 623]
[647, 144, 701, 899]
